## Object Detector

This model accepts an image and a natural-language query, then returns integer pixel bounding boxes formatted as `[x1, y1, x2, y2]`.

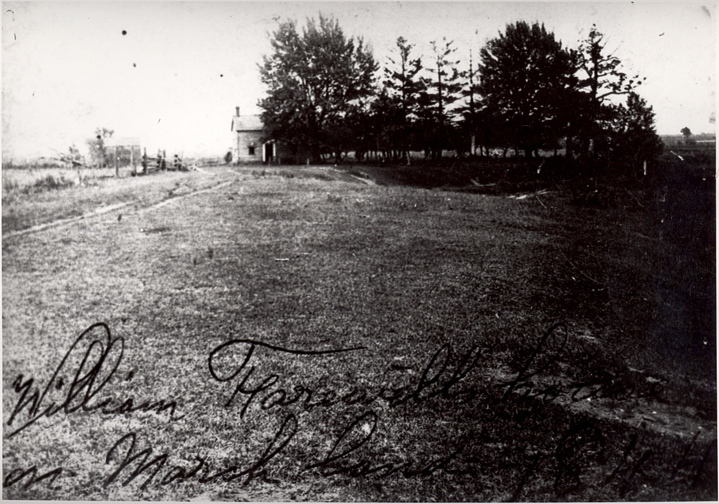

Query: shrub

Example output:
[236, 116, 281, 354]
[32, 174, 73, 192]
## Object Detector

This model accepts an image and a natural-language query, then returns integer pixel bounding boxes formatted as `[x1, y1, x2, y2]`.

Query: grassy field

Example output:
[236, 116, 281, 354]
[2, 163, 716, 501]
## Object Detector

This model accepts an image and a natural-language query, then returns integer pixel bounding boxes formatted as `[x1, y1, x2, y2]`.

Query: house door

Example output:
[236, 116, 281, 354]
[264, 142, 274, 164]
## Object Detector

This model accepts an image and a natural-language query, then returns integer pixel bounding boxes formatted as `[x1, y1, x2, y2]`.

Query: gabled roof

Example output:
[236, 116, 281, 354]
[231, 114, 263, 132]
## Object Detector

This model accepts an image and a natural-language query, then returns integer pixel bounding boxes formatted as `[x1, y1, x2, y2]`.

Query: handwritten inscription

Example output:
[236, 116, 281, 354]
[6, 322, 183, 439]
[104, 414, 298, 490]
[208, 338, 484, 418]
[3, 322, 715, 499]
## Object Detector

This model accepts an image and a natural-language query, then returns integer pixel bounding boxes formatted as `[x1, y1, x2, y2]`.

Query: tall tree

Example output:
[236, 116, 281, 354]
[367, 87, 396, 160]
[460, 45, 495, 157]
[380, 36, 425, 162]
[478, 21, 577, 157]
[574, 24, 645, 158]
[259, 14, 378, 163]
[419, 38, 464, 159]
[384, 37, 424, 123]
[608, 92, 663, 175]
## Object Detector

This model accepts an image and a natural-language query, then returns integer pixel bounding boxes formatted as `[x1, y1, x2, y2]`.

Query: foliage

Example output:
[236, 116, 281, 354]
[55, 144, 84, 167]
[459, 46, 485, 156]
[572, 25, 645, 159]
[86, 128, 114, 168]
[374, 37, 426, 162]
[418, 38, 465, 158]
[368, 88, 398, 158]
[470, 21, 662, 173]
[576, 25, 643, 104]
[258, 14, 378, 163]
[680, 126, 696, 145]
[606, 92, 664, 176]
[384, 37, 425, 123]
[478, 22, 577, 157]
[2, 172, 74, 199]
[324, 99, 373, 162]
[254, 18, 665, 173]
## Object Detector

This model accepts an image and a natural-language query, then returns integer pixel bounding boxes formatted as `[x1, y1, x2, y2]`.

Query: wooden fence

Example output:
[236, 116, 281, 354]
[136, 149, 189, 175]
[104, 137, 190, 176]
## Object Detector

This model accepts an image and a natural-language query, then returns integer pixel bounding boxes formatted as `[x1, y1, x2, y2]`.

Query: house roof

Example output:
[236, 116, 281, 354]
[231, 114, 263, 132]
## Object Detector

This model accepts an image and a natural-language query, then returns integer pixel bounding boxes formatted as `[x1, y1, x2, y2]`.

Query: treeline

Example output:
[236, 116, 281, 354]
[259, 15, 663, 176]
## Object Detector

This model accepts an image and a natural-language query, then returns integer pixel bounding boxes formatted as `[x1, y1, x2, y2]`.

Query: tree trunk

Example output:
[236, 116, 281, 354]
[310, 142, 321, 164]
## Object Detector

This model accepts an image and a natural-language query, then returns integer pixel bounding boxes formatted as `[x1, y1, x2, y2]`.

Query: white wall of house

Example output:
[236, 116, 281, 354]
[234, 130, 263, 164]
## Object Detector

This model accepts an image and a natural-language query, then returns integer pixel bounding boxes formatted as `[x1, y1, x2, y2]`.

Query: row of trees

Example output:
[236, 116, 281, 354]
[259, 15, 662, 174]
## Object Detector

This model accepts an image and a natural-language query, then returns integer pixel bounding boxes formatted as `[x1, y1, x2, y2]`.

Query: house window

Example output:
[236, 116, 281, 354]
[248, 146, 256, 156]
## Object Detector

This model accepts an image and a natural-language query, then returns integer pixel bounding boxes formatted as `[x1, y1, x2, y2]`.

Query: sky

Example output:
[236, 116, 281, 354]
[2, 1, 716, 161]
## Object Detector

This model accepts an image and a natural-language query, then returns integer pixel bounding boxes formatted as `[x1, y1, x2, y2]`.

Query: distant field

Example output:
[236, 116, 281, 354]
[2, 164, 715, 501]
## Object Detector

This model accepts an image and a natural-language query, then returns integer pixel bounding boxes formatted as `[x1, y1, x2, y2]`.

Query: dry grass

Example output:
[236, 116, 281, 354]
[2, 166, 225, 235]
[2, 166, 715, 501]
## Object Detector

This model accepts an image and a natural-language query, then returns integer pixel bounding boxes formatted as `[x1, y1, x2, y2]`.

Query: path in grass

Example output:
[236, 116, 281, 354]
[2, 165, 357, 236]
[2, 179, 238, 239]
[3, 169, 715, 501]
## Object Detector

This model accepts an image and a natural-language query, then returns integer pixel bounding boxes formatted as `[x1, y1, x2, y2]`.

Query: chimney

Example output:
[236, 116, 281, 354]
[235, 106, 240, 117]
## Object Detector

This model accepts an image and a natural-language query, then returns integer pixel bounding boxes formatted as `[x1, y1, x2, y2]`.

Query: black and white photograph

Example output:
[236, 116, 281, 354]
[2, 1, 716, 501]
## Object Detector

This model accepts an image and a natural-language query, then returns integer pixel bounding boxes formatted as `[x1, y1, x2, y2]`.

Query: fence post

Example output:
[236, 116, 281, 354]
[114, 146, 119, 177]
